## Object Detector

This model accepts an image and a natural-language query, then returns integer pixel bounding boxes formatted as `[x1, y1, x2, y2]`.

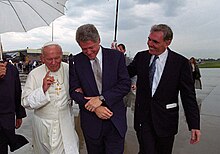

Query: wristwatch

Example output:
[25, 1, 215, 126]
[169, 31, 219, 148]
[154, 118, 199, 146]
[99, 95, 105, 102]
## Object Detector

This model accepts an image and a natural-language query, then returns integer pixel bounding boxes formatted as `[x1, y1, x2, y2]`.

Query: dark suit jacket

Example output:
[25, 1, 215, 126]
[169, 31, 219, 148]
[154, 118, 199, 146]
[0, 63, 27, 148]
[69, 47, 131, 139]
[127, 48, 200, 137]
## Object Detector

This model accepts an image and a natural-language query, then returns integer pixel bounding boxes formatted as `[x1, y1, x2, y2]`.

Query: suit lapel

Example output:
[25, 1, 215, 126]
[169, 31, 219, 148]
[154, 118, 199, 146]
[145, 53, 152, 90]
[154, 50, 174, 96]
[102, 48, 109, 92]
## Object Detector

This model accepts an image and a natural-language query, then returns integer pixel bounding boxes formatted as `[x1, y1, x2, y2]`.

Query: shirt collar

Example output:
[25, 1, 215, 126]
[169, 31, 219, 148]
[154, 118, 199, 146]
[157, 49, 168, 62]
[96, 46, 102, 61]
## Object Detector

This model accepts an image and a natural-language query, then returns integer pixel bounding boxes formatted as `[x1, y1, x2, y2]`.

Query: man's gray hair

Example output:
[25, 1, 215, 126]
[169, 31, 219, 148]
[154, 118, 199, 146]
[41, 41, 62, 54]
[150, 24, 173, 41]
[75, 24, 100, 44]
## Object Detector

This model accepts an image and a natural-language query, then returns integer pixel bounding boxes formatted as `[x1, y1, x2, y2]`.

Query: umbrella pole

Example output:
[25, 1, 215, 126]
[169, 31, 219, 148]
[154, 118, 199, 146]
[52, 22, 54, 41]
[113, 0, 119, 43]
[0, 35, 3, 62]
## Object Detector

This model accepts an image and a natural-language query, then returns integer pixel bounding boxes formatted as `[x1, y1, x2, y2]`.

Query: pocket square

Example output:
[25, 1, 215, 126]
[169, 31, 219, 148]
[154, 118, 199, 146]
[166, 103, 177, 109]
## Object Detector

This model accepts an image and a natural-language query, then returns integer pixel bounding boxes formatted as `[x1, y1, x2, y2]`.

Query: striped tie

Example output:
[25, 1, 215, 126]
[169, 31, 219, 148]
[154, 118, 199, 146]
[92, 57, 102, 94]
[149, 56, 158, 89]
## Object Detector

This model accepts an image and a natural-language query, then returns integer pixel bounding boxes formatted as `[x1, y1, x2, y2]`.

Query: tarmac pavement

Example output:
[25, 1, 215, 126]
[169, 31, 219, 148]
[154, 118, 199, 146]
[173, 68, 220, 154]
[10, 68, 220, 154]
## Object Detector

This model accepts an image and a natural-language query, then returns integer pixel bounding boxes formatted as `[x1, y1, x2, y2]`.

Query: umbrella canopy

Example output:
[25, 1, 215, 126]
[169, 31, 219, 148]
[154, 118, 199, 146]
[0, 0, 67, 34]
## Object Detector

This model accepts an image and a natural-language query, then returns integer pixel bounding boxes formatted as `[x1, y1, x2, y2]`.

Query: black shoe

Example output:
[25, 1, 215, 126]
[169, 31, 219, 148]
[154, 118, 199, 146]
[9, 134, 29, 152]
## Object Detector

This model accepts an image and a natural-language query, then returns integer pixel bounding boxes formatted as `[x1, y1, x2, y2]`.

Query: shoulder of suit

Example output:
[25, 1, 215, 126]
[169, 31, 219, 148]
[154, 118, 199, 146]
[133, 50, 149, 58]
[102, 47, 123, 57]
[72, 52, 85, 62]
[7, 63, 17, 71]
[167, 49, 189, 64]
[5, 63, 19, 76]
[134, 50, 148, 55]
[169, 49, 188, 61]
[102, 46, 117, 53]
[74, 52, 84, 58]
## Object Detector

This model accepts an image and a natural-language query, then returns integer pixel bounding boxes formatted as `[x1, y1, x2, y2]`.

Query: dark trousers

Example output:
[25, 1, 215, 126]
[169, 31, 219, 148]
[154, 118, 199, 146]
[0, 126, 28, 153]
[0, 129, 8, 154]
[84, 120, 125, 154]
[136, 123, 175, 154]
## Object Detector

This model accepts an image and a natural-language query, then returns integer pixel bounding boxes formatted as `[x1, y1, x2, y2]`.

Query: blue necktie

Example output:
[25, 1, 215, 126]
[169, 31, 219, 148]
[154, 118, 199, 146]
[149, 56, 158, 89]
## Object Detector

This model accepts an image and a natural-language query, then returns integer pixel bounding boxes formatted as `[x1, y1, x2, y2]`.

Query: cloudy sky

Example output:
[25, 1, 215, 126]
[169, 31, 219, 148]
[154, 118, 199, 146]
[2, 0, 220, 59]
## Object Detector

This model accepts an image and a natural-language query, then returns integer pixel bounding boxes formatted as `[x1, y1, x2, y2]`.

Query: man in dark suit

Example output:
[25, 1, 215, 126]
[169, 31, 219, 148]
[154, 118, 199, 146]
[0, 61, 28, 154]
[69, 24, 131, 154]
[127, 24, 201, 154]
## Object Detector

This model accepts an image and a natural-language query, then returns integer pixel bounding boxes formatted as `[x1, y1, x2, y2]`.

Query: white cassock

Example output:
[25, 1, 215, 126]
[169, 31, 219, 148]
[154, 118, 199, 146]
[22, 62, 79, 154]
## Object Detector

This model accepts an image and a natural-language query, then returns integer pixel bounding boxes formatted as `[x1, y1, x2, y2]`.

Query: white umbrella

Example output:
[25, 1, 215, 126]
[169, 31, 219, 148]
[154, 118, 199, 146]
[0, 0, 67, 34]
[0, 0, 67, 60]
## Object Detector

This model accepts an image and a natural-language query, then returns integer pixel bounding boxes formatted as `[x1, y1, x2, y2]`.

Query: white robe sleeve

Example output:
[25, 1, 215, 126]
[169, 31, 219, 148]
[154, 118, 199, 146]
[24, 87, 50, 109]
[22, 68, 51, 110]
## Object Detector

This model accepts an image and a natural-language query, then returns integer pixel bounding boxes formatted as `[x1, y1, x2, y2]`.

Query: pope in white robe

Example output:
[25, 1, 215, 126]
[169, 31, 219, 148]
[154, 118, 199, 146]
[22, 42, 79, 154]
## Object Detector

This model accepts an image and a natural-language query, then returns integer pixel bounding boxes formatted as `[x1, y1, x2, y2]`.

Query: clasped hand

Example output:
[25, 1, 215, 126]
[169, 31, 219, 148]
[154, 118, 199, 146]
[84, 96, 113, 119]
[74, 88, 113, 119]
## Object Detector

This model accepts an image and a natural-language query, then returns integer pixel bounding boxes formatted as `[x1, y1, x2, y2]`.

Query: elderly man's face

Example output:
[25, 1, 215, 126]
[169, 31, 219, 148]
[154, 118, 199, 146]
[79, 40, 100, 60]
[41, 45, 62, 72]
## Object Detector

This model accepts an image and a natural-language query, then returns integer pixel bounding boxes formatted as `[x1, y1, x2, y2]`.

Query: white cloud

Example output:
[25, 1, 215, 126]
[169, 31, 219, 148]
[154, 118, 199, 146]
[1, 0, 220, 58]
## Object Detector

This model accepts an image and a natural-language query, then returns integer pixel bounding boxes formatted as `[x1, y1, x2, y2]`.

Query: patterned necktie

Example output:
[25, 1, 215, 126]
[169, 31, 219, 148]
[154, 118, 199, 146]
[92, 57, 102, 94]
[149, 55, 158, 89]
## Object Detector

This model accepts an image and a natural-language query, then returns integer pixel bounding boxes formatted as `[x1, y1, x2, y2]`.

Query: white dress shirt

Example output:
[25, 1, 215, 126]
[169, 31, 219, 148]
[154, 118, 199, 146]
[150, 50, 168, 96]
